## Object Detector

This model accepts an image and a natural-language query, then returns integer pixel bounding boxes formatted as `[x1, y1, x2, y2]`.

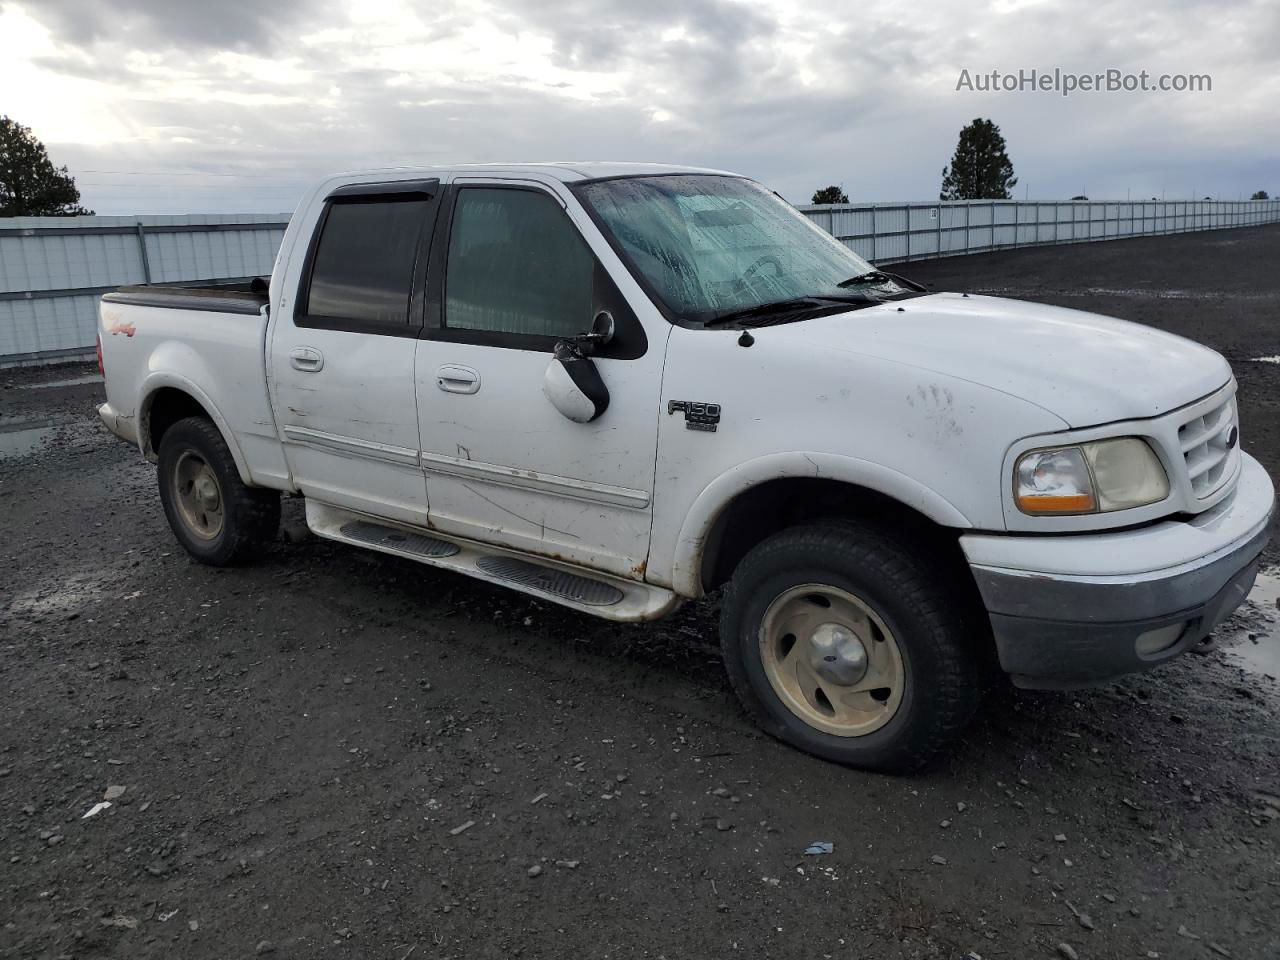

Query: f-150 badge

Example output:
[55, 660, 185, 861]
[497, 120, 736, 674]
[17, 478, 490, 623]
[668, 400, 721, 432]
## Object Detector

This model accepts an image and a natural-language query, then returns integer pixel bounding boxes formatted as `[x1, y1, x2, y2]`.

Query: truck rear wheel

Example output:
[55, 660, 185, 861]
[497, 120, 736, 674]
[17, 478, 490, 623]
[157, 416, 280, 566]
[720, 521, 980, 772]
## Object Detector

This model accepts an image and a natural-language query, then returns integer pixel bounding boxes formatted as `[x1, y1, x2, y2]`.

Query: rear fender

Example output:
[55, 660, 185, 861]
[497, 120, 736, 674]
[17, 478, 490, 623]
[139, 370, 253, 485]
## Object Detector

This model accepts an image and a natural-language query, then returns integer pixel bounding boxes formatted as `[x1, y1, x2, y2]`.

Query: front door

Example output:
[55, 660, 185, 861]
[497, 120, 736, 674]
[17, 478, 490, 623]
[414, 180, 665, 578]
[270, 181, 438, 526]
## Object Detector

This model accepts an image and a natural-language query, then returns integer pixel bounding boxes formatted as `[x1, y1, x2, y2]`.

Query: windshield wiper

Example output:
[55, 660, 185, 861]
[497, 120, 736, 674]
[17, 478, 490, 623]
[704, 293, 879, 328]
[837, 269, 927, 293]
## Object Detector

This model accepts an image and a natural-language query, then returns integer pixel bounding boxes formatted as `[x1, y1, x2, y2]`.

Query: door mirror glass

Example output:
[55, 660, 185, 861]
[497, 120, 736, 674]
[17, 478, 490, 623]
[587, 310, 614, 346]
[571, 310, 615, 356]
[543, 342, 610, 423]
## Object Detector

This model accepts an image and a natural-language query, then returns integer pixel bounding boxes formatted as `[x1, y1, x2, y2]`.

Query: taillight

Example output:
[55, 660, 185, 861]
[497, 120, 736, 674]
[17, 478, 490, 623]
[96, 334, 104, 375]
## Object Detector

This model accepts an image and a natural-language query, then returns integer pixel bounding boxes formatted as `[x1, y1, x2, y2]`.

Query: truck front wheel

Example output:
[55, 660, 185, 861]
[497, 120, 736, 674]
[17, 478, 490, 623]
[157, 416, 280, 566]
[720, 522, 980, 772]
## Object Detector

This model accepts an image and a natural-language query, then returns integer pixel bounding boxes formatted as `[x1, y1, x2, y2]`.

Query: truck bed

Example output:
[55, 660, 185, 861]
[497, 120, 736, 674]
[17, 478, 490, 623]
[96, 277, 290, 490]
[102, 279, 269, 316]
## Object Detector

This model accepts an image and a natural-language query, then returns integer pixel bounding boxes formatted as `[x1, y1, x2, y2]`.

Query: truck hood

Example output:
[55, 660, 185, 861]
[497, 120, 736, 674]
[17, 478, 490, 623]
[784, 292, 1231, 427]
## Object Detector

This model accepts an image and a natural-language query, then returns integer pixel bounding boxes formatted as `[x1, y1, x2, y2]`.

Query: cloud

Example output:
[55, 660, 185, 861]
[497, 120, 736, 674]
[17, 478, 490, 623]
[498, 0, 776, 75]
[11, 0, 320, 52]
[3, 0, 1276, 214]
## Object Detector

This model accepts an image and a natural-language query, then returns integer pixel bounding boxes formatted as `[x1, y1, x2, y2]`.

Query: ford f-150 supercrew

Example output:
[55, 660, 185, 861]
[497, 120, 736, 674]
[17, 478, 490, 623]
[96, 163, 1274, 771]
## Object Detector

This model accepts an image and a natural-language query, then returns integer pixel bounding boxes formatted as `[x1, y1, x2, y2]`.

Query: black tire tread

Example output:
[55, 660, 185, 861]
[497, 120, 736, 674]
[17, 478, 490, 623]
[157, 416, 280, 566]
[720, 520, 980, 772]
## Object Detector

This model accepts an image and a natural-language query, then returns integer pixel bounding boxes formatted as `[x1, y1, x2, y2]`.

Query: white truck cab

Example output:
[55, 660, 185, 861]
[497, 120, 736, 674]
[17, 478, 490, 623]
[96, 163, 1274, 770]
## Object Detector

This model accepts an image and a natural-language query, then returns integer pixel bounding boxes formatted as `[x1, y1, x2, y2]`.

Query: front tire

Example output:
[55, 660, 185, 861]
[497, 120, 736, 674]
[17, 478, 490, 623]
[720, 521, 980, 772]
[157, 417, 280, 566]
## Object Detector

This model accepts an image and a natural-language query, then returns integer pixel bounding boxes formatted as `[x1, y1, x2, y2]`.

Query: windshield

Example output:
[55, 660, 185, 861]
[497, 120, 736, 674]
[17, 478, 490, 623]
[575, 174, 894, 323]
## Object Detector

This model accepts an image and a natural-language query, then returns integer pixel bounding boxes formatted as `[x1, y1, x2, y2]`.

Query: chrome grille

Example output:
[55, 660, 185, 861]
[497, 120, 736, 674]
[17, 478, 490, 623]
[1177, 396, 1239, 498]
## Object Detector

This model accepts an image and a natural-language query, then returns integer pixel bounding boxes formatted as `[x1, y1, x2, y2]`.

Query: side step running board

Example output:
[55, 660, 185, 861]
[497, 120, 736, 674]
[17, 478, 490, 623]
[475, 556, 623, 606]
[340, 520, 460, 559]
[305, 501, 680, 623]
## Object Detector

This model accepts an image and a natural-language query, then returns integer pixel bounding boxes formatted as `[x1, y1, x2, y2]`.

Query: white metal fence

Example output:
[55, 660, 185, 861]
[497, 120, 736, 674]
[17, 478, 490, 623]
[799, 198, 1280, 264]
[2, 198, 1280, 365]
[0, 214, 289, 366]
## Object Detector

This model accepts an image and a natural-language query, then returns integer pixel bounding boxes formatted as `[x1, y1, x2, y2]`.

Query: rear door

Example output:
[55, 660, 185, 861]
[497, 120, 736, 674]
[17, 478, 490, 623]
[269, 180, 440, 526]
[413, 178, 665, 578]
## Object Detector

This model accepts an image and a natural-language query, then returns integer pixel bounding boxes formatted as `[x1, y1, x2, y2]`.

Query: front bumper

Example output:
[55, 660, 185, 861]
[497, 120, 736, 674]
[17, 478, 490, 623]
[962, 452, 1275, 689]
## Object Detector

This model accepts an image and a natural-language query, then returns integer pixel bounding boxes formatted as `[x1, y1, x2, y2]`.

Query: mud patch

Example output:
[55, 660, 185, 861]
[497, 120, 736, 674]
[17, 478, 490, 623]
[0, 418, 60, 459]
[3, 571, 117, 621]
[1223, 567, 1280, 680]
[20, 373, 104, 389]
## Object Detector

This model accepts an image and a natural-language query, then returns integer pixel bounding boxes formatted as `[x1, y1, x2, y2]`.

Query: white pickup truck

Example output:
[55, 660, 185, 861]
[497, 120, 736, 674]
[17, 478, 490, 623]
[97, 163, 1274, 770]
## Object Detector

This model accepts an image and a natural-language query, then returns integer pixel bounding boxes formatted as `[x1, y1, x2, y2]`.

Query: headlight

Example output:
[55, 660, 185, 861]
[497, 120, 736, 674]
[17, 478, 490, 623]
[1015, 438, 1169, 515]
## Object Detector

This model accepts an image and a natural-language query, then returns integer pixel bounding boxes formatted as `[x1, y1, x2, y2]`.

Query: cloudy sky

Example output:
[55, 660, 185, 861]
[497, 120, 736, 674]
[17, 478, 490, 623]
[1, 0, 1275, 214]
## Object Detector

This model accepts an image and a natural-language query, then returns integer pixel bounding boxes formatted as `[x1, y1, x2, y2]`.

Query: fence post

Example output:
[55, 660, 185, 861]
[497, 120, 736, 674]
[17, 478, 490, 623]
[135, 222, 152, 285]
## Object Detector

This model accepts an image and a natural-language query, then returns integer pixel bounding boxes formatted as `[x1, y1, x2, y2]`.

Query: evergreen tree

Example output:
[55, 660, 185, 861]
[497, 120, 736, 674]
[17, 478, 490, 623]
[811, 185, 849, 204]
[939, 118, 1017, 200]
[0, 116, 93, 217]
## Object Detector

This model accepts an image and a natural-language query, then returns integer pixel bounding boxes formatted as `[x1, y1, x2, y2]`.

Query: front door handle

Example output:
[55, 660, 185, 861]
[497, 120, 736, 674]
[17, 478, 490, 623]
[289, 346, 324, 372]
[436, 364, 480, 394]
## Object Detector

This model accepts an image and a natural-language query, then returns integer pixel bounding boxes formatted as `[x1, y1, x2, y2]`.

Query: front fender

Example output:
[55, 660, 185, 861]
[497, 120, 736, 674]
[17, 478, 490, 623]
[668, 451, 972, 598]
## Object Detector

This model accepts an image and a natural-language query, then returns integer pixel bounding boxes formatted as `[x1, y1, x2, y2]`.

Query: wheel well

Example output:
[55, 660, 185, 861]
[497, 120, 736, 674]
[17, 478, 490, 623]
[143, 387, 211, 457]
[700, 478, 964, 593]
[700, 477, 1000, 681]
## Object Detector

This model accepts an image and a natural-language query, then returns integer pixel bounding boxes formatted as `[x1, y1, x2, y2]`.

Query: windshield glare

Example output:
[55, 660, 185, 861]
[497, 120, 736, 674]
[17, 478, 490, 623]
[576, 174, 889, 322]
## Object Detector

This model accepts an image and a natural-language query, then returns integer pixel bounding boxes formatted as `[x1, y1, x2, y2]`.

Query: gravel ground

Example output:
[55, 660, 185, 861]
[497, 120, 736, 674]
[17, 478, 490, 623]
[2, 225, 1279, 960]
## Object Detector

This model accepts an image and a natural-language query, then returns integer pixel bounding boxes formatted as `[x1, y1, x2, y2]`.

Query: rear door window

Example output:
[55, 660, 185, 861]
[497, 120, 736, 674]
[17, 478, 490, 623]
[302, 197, 430, 331]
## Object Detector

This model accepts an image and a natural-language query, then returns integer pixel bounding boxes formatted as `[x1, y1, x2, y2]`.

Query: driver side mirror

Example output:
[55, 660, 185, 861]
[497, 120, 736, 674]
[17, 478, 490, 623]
[542, 312, 614, 423]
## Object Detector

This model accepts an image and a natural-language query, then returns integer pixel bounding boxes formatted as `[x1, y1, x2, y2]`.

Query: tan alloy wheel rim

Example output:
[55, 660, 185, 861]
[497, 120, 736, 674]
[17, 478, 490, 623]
[173, 450, 224, 540]
[759, 583, 905, 737]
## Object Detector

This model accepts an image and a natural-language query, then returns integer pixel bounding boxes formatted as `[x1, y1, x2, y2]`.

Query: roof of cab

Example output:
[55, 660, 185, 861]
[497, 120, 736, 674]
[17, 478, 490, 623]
[328, 161, 742, 184]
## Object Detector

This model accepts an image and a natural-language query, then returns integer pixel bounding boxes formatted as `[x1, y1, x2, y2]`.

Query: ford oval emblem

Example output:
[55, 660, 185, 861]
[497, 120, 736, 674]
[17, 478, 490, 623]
[1226, 426, 1239, 448]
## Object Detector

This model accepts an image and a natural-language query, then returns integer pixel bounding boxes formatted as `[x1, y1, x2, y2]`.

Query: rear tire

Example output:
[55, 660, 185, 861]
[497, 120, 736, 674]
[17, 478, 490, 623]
[157, 417, 280, 566]
[720, 521, 980, 772]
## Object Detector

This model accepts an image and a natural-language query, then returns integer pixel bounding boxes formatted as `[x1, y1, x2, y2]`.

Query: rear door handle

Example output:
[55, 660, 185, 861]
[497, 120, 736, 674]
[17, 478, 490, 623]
[436, 364, 480, 394]
[290, 346, 324, 372]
